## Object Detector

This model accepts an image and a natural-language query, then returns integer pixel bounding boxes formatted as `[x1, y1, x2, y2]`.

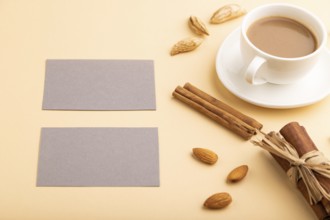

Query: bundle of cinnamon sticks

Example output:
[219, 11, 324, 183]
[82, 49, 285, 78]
[172, 83, 330, 219]
[273, 122, 330, 220]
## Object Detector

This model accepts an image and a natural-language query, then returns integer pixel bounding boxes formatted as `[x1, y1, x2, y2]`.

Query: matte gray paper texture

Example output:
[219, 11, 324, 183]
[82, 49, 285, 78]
[37, 128, 159, 187]
[42, 60, 156, 110]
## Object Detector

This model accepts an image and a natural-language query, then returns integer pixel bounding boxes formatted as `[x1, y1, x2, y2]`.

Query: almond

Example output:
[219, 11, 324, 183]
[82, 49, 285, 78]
[192, 148, 218, 165]
[170, 37, 203, 56]
[189, 16, 209, 36]
[204, 192, 232, 209]
[227, 165, 248, 182]
[210, 4, 246, 24]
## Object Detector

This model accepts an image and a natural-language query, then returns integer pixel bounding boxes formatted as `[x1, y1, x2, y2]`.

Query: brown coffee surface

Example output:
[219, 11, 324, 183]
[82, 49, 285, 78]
[247, 16, 317, 58]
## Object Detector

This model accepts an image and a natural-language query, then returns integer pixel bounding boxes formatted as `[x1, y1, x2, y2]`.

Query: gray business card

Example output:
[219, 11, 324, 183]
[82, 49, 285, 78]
[42, 60, 156, 110]
[37, 127, 159, 187]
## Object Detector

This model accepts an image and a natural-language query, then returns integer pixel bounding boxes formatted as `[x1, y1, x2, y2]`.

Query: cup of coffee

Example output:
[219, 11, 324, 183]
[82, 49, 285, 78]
[240, 3, 327, 85]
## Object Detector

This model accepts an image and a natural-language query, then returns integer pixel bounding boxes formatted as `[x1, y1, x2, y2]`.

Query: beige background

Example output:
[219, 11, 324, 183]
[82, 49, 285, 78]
[1, 0, 330, 219]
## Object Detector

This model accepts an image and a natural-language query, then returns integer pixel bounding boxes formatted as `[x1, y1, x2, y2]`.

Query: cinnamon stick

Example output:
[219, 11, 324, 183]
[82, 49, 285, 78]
[270, 122, 330, 220]
[173, 85, 258, 140]
[183, 83, 263, 130]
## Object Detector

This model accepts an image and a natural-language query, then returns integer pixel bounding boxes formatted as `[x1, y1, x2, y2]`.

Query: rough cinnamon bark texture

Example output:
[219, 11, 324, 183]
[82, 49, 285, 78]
[173, 83, 262, 139]
[270, 122, 330, 220]
[280, 123, 330, 194]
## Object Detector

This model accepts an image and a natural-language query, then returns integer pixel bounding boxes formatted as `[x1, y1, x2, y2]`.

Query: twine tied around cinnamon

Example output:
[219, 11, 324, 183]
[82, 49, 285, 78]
[252, 131, 330, 205]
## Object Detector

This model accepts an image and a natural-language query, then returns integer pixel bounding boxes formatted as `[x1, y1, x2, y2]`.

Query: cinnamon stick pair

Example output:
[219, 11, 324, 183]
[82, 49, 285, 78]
[172, 83, 262, 139]
[272, 122, 330, 220]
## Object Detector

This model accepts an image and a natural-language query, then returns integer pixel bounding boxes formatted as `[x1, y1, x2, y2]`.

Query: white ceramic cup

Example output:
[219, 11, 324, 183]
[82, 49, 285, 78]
[240, 3, 327, 85]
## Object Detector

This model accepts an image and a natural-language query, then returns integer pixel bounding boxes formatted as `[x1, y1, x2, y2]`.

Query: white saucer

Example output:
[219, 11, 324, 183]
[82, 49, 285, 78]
[215, 28, 330, 109]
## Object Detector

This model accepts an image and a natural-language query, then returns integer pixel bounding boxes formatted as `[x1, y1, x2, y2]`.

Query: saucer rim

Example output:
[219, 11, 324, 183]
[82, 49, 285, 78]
[215, 27, 330, 109]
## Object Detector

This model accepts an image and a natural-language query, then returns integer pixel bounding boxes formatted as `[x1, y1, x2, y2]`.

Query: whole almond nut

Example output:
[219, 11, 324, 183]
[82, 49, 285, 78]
[227, 165, 248, 182]
[192, 148, 218, 165]
[210, 4, 246, 24]
[204, 192, 232, 209]
[189, 16, 209, 36]
[170, 37, 203, 56]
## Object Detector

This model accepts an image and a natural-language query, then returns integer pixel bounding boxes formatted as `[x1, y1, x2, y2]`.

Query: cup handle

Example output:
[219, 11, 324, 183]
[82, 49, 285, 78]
[244, 56, 267, 85]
